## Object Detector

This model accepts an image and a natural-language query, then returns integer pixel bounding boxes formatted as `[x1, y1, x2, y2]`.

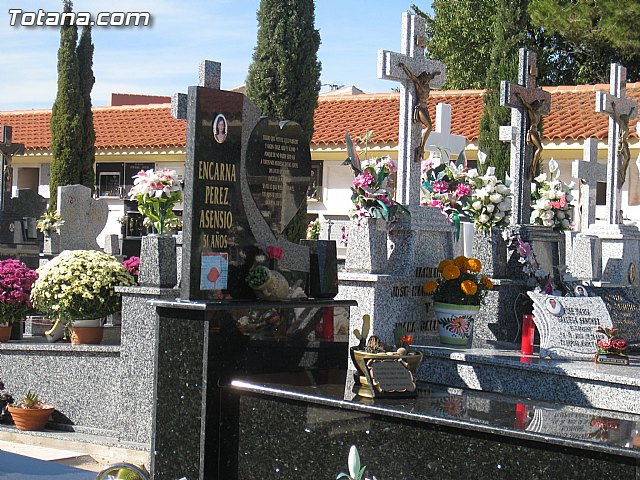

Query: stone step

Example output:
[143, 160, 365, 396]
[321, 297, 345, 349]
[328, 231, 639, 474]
[415, 343, 640, 415]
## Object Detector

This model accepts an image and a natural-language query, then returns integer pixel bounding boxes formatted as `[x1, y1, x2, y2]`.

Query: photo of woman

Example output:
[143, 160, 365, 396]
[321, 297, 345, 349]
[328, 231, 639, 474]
[213, 114, 227, 144]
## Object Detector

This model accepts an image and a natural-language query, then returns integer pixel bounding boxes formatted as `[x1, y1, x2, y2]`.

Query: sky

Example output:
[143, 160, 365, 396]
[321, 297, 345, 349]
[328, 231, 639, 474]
[0, 1, 432, 111]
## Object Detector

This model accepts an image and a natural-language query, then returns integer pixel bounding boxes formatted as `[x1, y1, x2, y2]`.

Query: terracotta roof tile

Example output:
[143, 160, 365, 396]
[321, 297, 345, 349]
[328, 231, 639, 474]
[0, 104, 186, 150]
[1, 83, 638, 151]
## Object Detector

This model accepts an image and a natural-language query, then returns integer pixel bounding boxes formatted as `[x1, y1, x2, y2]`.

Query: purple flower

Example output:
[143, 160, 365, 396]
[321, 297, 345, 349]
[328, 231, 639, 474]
[432, 180, 450, 194]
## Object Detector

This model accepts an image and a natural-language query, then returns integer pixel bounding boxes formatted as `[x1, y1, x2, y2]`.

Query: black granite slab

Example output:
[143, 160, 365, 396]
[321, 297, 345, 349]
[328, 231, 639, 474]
[221, 371, 640, 479]
[591, 287, 640, 350]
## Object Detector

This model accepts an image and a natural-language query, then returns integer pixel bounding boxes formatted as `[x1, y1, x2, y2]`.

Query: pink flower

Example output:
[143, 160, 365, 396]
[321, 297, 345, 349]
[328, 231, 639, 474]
[352, 172, 376, 189]
[266, 246, 283, 260]
[549, 195, 567, 209]
[432, 180, 450, 194]
[380, 157, 397, 173]
[430, 199, 443, 209]
[455, 183, 471, 197]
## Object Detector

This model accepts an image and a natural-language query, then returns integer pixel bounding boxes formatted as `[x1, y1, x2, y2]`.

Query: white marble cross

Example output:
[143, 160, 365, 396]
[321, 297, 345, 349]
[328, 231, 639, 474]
[499, 49, 551, 226]
[595, 63, 638, 224]
[171, 60, 222, 120]
[0, 126, 25, 211]
[572, 137, 606, 231]
[378, 11, 445, 207]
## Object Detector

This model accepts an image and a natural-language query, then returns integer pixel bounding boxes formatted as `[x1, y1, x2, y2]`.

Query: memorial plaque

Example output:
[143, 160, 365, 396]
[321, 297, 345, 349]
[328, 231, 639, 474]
[182, 87, 257, 300]
[246, 118, 311, 235]
[528, 292, 613, 360]
[363, 358, 417, 398]
[590, 287, 640, 351]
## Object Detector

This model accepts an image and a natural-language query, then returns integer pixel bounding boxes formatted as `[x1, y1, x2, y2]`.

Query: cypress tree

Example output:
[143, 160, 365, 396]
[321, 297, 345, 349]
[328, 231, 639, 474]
[246, 0, 322, 242]
[49, 0, 84, 210]
[478, 0, 528, 181]
[77, 25, 96, 190]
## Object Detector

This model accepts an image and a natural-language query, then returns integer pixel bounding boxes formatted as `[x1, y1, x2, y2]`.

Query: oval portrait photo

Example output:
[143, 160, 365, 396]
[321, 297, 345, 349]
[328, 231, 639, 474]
[213, 114, 228, 144]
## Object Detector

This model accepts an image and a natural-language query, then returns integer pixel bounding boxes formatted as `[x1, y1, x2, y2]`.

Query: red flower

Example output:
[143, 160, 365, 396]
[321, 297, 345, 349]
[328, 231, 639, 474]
[266, 246, 283, 260]
[612, 339, 627, 351]
[597, 339, 612, 351]
[400, 335, 413, 345]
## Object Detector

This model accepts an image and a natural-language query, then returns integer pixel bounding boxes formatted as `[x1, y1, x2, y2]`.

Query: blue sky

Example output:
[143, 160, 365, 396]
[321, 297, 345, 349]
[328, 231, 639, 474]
[0, 1, 432, 111]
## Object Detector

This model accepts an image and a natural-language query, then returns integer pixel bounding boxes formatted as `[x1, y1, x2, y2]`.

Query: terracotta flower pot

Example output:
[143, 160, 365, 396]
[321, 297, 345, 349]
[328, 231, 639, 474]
[70, 318, 104, 345]
[0, 325, 11, 342]
[7, 405, 55, 431]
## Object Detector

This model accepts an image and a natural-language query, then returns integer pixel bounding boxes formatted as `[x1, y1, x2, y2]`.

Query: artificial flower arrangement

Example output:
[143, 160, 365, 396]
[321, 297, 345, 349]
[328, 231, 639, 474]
[421, 151, 512, 236]
[422, 256, 493, 306]
[343, 131, 409, 224]
[0, 259, 38, 326]
[596, 326, 628, 357]
[305, 219, 321, 240]
[35, 210, 64, 237]
[30, 250, 135, 325]
[530, 159, 574, 232]
[128, 168, 182, 235]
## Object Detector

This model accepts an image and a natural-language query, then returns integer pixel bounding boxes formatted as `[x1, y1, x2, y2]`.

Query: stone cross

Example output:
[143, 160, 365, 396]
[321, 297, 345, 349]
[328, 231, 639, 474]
[572, 137, 606, 231]
[595, 63, 638, 224]
[499, 49, 551, 226]
[171, 60, 222, 120]
[0, 126, 25, 211]
[378, 11, 445, 207]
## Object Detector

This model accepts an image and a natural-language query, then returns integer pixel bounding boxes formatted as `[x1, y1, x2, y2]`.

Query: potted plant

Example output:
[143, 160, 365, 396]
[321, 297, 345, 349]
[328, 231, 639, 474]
[245, 247, 290, 301]
[423, 256, 493, 346]
[0, 259, 38, 342]
[31, 250, 135, 345]
[7, 390, 55, 431]
[0, 380, 14, 423]
[350, 315, 423, 386]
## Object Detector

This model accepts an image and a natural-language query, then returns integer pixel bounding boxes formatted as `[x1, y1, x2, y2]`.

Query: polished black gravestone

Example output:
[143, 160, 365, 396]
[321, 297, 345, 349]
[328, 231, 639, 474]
[591, 286, 640, 351]
[180, 88, 311, 301]
[218, 371, 640, 480]
[246, 118, 311, 235]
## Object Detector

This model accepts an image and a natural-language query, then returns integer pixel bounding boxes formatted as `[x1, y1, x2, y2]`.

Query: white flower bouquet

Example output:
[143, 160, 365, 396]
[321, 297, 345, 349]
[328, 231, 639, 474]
[463, 166, 512, 232]
[530, 160, 574, 232]
[128, 168, 182, 235]
[31, 250, 135, 322]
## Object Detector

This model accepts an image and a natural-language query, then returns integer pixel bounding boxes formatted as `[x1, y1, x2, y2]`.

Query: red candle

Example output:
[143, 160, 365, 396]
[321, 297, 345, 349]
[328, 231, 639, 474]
[521, 314, 535, 355]
[322, 307, 334, 341]
[515, 403, 528, 430]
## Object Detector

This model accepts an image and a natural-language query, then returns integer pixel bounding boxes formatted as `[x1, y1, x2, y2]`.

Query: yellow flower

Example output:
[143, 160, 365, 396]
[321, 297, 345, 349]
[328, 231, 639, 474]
[461, 280, 477, 295]
[443, 264, 461, 280]
[467, 257, 482, 273]
[454, 255, 468, 271]
[423, 281, 438, 294]
[437, 259, 454, 273]
[481, 276, 494, 289]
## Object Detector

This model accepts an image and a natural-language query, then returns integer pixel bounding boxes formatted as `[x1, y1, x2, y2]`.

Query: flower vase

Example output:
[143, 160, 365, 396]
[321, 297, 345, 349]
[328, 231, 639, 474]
[299, 240, 338, 298]
[433, 302, 480, 346]
[45, 319, 65, 343]
[43, 233, 61, 255]
[344, 217, 388, 274]
[139, 234, 177, 288]
[253, 269, 290, 301]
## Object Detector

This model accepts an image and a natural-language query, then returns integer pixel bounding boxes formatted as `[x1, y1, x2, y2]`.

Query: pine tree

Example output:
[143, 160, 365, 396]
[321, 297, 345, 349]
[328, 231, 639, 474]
[49, 0, 84, 210]
[77, 25, 96, 190]
[478, 0, 528, 181]
[246, 0, 321, 241]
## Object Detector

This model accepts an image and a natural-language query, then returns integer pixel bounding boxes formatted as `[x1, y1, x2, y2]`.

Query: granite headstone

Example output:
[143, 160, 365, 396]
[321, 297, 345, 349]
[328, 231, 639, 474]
[528, 292, 613, 360]
[57, 184, 108, 251]
[589, 286, 640, 351]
